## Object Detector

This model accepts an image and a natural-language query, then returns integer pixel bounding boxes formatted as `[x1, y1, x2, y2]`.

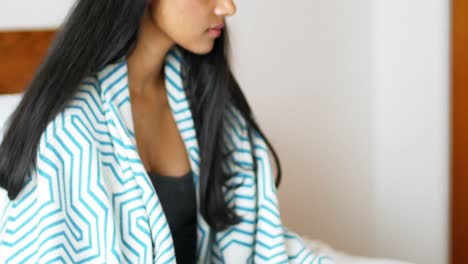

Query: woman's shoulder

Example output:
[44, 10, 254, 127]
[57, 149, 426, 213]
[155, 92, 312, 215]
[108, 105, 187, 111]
[37, 55, 129, 159]
[38, 74, 105, 156]
[61, 73, 105, 124]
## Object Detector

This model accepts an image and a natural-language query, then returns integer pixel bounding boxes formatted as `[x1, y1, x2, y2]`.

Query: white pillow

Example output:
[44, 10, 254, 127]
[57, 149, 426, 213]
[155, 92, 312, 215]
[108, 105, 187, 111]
[0, 93, 23, 211]
[0, 93, 23, 138]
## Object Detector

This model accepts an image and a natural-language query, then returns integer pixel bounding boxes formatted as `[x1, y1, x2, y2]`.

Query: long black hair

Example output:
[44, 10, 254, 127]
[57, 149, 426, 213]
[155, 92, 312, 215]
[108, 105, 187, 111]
[0, 0, 282, 232]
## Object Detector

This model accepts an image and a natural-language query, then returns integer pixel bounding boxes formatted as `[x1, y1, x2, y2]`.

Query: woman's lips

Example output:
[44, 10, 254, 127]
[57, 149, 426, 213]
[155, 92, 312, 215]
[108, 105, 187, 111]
[207, 28, 222, 38]
[210, 23, 224, 30]
[207, 23, 224, 38]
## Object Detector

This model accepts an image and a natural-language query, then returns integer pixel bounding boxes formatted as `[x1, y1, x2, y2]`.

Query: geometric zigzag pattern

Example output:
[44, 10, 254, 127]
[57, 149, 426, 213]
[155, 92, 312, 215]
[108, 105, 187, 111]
[0, 45, 334, 264]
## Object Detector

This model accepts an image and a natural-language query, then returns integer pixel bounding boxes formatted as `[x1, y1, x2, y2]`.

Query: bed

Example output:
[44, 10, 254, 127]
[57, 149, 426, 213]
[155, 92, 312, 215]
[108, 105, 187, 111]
[0, 30, 416, 264]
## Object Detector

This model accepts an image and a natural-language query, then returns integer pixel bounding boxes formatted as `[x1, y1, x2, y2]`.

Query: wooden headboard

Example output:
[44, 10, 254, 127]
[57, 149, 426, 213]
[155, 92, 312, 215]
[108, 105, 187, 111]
[0, 30, 56, 94]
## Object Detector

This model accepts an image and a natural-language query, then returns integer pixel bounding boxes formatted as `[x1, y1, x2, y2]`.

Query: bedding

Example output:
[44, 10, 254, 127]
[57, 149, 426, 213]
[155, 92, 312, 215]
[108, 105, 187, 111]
[0, 93, 22, 139]
[0, 93, 23, 229]
[301, 236, 415, 264]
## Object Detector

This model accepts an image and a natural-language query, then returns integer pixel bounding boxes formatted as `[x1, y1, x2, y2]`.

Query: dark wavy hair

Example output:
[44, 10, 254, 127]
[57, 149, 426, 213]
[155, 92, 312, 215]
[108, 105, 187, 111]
[0, 0, 282, 232]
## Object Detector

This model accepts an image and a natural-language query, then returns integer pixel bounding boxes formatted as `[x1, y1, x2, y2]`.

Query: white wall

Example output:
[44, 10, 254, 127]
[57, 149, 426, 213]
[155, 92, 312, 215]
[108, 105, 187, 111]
[0, 0, 74, 30]
[0, 1, 450, 264]
[230, 0, 377, 258]
[372, 1, 450, 263]
[230, 1, 449, 264]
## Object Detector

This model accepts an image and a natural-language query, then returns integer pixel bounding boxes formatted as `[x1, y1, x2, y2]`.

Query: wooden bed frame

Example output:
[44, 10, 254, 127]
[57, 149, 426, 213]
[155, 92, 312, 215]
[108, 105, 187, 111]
[0, 3, 466, 260]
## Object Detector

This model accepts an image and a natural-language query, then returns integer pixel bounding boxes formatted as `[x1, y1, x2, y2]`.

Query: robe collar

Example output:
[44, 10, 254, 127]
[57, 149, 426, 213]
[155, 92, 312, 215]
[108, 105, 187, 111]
[95, 45, 201, 184]
[95, 46, 213, 261]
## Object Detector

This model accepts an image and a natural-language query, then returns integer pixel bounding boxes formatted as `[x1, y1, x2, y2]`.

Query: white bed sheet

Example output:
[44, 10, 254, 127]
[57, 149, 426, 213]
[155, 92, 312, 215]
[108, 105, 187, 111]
[302, 236, 415, 264]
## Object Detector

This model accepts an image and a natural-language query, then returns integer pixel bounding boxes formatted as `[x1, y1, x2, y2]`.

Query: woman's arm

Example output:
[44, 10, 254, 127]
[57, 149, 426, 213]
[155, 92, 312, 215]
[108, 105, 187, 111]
[0, 87, 118, 263]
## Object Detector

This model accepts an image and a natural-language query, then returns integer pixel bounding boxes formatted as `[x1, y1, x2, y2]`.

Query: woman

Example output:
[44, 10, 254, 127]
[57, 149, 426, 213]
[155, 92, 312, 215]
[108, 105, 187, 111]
[0, 0, 333, 263]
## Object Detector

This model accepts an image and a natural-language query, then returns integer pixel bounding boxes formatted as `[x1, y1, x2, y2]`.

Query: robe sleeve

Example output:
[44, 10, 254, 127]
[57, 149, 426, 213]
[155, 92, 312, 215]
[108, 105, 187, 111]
[0, 107, 119, 263]
[218, 104, 334, 263]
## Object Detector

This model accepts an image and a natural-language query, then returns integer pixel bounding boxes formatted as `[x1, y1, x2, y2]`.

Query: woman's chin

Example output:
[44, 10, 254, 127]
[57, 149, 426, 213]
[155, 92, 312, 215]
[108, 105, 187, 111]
[191, 46, 214, 55]
[181, 39, 215, 55]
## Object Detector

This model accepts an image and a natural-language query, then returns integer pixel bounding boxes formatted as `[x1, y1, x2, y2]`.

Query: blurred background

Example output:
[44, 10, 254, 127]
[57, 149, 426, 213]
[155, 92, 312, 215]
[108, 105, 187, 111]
[0, 1, 452, 264]
[230, 1, 449, 264]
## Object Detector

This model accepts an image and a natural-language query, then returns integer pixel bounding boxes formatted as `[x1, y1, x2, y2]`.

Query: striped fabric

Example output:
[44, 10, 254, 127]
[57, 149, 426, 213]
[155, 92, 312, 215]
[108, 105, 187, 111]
[0, 45, 334, 264]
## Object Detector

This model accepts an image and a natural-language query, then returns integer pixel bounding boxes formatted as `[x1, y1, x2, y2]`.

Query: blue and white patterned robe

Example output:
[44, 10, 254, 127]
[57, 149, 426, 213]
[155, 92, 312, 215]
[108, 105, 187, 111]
[0, 45, 334, 264]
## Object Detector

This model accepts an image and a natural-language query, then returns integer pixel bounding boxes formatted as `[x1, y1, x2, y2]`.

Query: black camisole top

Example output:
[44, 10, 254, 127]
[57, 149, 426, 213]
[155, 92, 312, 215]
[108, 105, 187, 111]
[148, 170, 197, 263]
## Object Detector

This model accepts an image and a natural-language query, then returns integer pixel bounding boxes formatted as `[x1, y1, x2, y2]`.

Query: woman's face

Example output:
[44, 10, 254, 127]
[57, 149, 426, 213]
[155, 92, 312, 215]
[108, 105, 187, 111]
[150, 0, 236, 54]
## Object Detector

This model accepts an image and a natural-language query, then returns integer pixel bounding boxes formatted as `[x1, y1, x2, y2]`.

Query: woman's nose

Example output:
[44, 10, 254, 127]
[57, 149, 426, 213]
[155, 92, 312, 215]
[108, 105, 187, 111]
[214, 0, 237, 17]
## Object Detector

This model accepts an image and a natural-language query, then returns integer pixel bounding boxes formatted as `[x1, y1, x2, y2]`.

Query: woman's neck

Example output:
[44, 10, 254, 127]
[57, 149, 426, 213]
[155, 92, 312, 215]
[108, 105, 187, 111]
[126, 4, 174, 97]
